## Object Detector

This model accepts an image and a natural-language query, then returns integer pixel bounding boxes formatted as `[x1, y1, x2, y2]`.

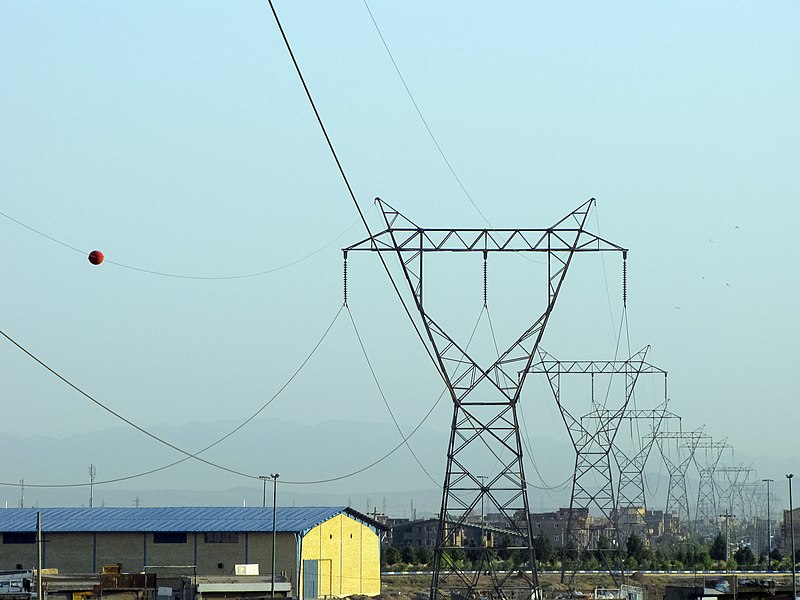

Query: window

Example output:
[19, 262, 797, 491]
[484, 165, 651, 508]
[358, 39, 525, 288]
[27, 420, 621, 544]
[204, 532, 238, 544]
[153, 532, 187, 544]
[3, 533, 35, 544]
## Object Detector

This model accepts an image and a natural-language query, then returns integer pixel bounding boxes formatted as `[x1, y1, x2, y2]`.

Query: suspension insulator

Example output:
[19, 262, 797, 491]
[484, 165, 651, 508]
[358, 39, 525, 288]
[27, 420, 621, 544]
[482, 251, 488, 308]
[623, 258, 628, 308]
[343, 255, 348, 307]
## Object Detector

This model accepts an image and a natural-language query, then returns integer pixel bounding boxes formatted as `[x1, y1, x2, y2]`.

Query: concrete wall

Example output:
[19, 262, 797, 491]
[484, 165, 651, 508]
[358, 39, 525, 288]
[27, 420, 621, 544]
[0, 531, 297, 582]
[299, 514, 380, 598]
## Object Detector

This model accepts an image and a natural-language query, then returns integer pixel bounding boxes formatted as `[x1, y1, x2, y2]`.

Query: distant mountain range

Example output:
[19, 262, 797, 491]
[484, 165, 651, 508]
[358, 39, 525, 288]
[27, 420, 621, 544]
[2, 416, 789, 517]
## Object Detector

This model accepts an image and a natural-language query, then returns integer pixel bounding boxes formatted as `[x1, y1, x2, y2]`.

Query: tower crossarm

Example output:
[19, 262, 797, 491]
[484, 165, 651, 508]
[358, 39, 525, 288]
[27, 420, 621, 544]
[693, 440, 732, 470]
[655, 429, 707, 469]
[527, 359, 665, 376]
[344, 200, 628, 255]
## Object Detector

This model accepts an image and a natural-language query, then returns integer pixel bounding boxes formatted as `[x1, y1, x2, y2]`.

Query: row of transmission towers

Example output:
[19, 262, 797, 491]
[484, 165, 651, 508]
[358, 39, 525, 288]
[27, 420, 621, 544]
[344, 200, 770, 600]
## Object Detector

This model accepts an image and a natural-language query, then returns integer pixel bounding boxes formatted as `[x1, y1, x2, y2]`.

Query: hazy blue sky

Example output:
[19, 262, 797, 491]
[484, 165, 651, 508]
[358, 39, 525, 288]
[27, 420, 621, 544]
[1, 2, 798, 510]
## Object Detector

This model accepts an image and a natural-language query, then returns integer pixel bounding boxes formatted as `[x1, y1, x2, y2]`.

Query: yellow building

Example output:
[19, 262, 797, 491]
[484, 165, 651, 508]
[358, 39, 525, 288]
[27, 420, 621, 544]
[0, 507, 383, 599]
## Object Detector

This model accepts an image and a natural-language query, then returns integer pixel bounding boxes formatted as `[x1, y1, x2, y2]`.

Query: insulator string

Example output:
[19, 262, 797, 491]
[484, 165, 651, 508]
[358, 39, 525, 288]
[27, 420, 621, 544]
[343, 254, 349, 307]
[622, 257, 628, 308]
[483, 251, 488, 308]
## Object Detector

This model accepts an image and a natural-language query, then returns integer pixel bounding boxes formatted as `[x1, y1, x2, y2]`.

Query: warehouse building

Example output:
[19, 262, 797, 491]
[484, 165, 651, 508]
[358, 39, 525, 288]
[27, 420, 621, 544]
[0, 506, 383, 599]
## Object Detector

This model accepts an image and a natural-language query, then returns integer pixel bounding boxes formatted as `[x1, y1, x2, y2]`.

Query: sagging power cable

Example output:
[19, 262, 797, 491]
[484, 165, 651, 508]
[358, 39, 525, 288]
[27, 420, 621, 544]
[0, 305, 345, 488]
[0, 209, 362, 280]
[347, 306, 439, 486]
[361, 0, 491, 227]
[264, 0, 445, 386]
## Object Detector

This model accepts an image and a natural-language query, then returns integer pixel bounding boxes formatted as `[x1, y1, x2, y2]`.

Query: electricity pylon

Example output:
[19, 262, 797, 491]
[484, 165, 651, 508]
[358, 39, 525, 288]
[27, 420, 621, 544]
[344, 198, 627, 600]
[603, 400, 676, 542]
[693, 439, 731, 539]
[717, 464, 752, 515]
[717, 464, 753, 546]
[528, 347, 660, 584]
[655, 429, 706, 535]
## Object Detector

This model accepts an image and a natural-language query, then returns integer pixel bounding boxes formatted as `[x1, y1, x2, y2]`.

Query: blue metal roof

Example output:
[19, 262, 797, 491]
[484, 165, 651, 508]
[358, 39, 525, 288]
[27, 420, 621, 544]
[0, 507, 351, 534]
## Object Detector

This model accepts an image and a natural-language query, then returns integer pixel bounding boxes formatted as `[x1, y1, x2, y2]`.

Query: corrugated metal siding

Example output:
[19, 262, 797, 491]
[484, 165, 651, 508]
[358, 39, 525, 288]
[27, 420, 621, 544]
[0, 507, 346, 533]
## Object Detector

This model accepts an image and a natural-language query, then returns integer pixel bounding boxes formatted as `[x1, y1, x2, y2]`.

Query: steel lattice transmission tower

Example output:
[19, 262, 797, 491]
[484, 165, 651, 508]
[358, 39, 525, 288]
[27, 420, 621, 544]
[717, 464, 752, 516]
[716, 464, 752, 546]
[345, 199, 626, 600]
[528, 347, 660, 584]
[605, 400, 676, 542]
[655, 429, 706, 535]
[693, 439, 731, 539]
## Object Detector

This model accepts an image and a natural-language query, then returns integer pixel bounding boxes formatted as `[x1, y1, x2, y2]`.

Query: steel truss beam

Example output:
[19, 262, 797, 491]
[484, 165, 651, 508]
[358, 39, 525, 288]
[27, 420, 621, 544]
[345, 199, 626, 600]
[527, 348, 657, 584]
[655, 429, 707, 535]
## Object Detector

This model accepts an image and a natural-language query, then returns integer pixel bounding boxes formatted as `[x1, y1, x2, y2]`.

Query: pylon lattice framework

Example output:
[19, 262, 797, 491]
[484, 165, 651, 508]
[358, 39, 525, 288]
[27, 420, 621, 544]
[655, 428, 706, 535]
[594, 400, 677, 542]
[528, 347, 662, 584]
[344, 198, 627, 600]
[693, 439, 731, 539]
[716, 464, 753, 545]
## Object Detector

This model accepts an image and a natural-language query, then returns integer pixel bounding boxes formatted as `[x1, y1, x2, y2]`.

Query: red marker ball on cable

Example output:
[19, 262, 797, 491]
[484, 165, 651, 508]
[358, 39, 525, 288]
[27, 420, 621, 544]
[88, 250, 104, 265]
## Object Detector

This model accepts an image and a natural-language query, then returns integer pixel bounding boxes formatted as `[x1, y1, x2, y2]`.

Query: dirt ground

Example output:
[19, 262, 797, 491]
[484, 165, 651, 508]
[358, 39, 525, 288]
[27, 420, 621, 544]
[374, 571, 695, 600]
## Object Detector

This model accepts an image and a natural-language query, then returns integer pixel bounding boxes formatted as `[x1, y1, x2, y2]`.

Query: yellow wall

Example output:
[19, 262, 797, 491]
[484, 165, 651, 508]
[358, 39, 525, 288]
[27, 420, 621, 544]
[299, 514, 380, 598]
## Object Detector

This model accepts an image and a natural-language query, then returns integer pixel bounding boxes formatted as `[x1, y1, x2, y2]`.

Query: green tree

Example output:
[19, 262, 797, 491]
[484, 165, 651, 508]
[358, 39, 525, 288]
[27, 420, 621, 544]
[401, 545, 416, 564]
[532, 533, 555, 565]
[416, 545, 433, 565]
[384, 545, 401, 566]
[733, 545, 754, 566]
[626, 533, 648, 565]
[496, 535, 511, 560]
[709, 533, 727, 561]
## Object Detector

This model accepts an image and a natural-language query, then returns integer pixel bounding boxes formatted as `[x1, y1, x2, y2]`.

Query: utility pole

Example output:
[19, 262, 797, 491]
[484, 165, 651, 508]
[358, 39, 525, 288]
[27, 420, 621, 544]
[36, 512, 42, 600]
[259, 475, 269, 508]
[19, 479, 24, 508]
[720, 511, 735, 566]
[89, 465, 96, 508]
[270, 473, 280, 598]
[788, 474, 796, 600]
[763, 478, 773, 569]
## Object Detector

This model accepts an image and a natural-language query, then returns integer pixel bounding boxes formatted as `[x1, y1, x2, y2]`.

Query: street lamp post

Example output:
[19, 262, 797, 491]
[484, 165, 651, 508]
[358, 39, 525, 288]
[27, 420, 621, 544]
[271, 473, 280, 598]
[764, 478, 774, 570]
[788, 474, 796, 600]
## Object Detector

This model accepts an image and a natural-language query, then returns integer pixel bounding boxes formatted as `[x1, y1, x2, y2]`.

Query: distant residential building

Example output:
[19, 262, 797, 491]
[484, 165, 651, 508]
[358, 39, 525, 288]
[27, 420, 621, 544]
[529, 508, 589, 549]
[0, 507, 384, 599]
[389, 518, 515, 549]
[781, 508, 800, 556]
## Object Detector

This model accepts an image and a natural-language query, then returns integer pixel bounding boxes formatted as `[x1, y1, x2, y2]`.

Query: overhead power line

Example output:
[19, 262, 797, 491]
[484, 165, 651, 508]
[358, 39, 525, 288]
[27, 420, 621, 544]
[0, 302, 450, 489]
[0, 208, 362, 280]
[264, 0, 444, 384]
[361, 0, 492, 227]
[0, 304, 344, 487]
